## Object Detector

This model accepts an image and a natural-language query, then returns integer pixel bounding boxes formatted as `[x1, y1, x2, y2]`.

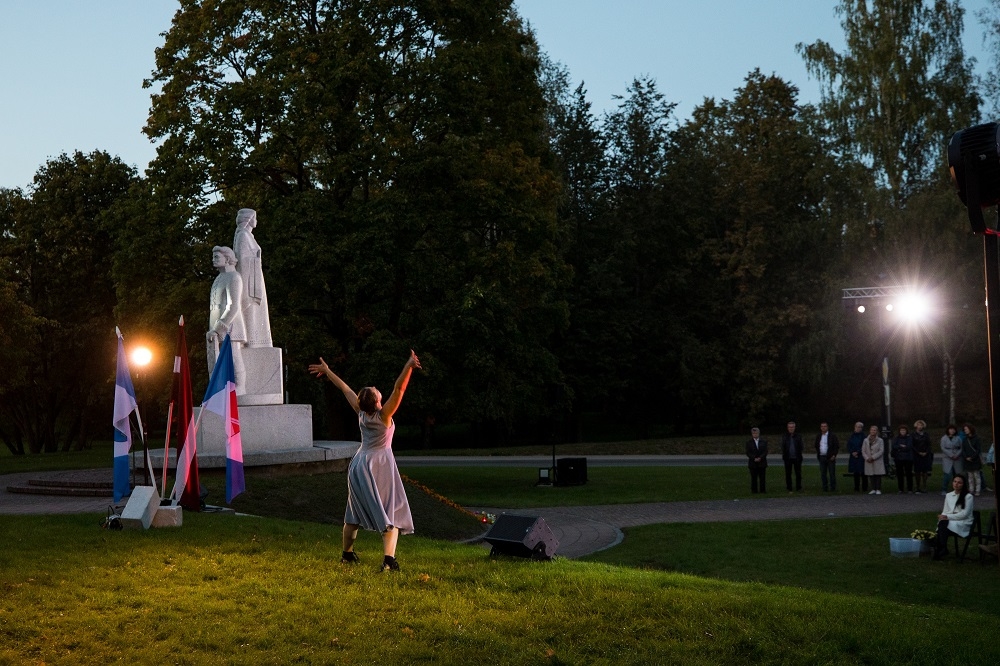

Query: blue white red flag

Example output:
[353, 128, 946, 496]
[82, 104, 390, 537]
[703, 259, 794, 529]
[203, 333, 244, 502]
[113, 327, 142, 502]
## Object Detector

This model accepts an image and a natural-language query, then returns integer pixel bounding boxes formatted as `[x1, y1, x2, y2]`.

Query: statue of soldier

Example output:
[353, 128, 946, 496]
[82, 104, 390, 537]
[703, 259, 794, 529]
[206, 246, 247, 394]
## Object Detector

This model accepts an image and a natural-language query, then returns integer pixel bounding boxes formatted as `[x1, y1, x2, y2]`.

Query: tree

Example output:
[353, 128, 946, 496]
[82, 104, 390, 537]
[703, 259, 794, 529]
[0, 152, 138, 452]
[798, 0, 980, 203]
[801, 0, 988, 425]
[0, 263, 42, 455]
[143, 0, 570, 438]
[540, 61, 620, 438]
[674, 71, 862, 423]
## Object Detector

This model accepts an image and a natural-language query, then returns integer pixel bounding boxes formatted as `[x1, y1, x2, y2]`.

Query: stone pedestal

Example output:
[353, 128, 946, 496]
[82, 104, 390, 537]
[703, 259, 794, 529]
[152, 505, 183, 528]
[194, 403, 313, 456]
[239, 347, 284, 406]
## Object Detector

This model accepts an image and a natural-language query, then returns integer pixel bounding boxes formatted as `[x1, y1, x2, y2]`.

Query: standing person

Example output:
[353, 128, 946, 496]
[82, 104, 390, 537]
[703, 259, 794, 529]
[891, 425, 915, 494]
[862, 425, 885, 495]
[847, 421, 868, 492]
[933, 474, 974, 560]
[308, 351, 421, 572]
[814, 422, 840, 492]
[940, 425, 964, 495]
[781, 421, 804, 493]
[745, 427, 768, 494]
[911, 420, 933, 494]
[962, 424, 983, 496]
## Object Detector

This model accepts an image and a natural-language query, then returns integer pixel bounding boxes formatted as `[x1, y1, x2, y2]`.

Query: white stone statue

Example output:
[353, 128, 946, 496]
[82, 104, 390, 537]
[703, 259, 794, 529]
[207, 246, 247, 394]
[233, 208, 272, 348]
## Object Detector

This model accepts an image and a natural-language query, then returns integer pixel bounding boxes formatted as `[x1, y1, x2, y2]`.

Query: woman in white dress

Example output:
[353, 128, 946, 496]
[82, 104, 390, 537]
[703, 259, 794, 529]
[309, 350, 421, 571]
[233, 208, 272, 348]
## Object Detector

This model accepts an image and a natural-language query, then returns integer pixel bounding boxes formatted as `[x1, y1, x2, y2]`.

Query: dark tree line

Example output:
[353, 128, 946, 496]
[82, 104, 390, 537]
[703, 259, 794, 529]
[1, 0, 997, 454]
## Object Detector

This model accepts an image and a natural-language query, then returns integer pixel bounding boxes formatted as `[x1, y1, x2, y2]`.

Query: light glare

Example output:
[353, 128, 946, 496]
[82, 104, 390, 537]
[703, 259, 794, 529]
[895, 292, 931, 323]
[131, 346, 153, 367]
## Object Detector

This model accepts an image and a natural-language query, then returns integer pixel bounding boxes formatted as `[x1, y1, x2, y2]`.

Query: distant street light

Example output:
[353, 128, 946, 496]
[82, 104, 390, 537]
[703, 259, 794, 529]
[131, 346, 153, 367]
[129, 345, 153, 485]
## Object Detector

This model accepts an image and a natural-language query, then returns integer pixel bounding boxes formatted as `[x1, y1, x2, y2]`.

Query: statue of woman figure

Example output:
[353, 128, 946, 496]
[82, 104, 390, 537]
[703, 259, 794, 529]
[233, 208, 273, 348]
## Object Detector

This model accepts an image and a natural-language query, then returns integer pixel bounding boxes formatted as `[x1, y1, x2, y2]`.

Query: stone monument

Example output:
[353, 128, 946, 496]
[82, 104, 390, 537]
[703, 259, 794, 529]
[194, 208, 314, 464]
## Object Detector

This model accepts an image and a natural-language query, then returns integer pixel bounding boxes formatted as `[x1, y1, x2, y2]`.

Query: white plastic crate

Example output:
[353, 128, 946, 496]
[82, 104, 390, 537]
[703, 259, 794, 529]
[889, 537, 922, 557]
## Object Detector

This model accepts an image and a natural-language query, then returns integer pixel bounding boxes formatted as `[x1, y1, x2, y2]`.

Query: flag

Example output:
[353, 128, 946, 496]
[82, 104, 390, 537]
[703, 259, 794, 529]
[113, 327, 142, 502]
[203, 333, 245, 503]
[170, 315, 200, 511]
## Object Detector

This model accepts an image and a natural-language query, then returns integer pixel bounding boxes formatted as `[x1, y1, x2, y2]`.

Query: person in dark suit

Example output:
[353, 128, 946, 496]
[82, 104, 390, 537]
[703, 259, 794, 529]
[745, 427, 768, 493]
[782, 421, 804, 492]
[814, 422, 840, 492]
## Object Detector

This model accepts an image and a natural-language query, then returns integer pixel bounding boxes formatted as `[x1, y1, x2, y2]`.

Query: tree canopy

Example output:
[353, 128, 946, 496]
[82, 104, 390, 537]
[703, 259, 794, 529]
[3, 0, 994, 452]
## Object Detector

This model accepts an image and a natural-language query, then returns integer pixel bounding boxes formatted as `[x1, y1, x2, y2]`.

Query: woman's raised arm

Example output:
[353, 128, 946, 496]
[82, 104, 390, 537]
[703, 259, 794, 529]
[309, 357, 359, 414]
[380, 350, 421, 425]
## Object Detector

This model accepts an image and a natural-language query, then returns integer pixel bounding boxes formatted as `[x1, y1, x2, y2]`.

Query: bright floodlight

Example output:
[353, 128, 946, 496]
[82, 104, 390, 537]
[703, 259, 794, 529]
[895, 292, 931, 323]
[857, 305, 866, 313]
[885, 304, 894, 312]
[131, 346, 153, 367]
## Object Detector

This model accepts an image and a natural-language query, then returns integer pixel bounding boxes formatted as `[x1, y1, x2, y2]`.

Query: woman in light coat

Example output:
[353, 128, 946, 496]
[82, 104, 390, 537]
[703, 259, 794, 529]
[940, 425, 963, 495]
[862, 425, 885, 495]
[933, 474, 974, 560]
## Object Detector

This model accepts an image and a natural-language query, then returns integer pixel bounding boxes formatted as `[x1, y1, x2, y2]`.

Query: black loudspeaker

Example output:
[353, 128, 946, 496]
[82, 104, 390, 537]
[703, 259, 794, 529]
[556, 457, 587, 485]
[484, 514, 559, 560]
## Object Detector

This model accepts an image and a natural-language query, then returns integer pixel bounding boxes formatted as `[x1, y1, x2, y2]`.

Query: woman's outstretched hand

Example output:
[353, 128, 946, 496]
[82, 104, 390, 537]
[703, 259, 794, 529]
[308, 357, 331, 379]
[406, 350, 422, 370]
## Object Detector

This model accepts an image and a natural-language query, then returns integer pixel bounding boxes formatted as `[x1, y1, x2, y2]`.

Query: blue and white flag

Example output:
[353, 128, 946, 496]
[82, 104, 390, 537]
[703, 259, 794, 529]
[204, 333, 244, 503]
[113, 327, 142, 502]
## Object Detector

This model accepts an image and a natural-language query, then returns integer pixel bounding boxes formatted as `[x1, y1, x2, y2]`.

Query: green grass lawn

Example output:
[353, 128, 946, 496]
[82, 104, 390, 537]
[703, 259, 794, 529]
[2, 511, 997, 665]
[583, 513, 1000, 616]
[198, 469, 486, 542]
[395, 436, 749, 456]
[0, 441, 113, 473]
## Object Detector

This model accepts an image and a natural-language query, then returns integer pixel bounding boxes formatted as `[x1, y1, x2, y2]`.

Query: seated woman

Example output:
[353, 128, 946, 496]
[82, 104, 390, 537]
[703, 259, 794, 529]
[933, 474, 973, 560]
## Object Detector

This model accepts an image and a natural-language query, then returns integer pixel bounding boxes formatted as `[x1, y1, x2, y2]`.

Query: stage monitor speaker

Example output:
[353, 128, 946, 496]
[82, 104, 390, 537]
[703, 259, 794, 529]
[556, 457, 587, 485]
[484, 514, 559, 560]
[121, 486, 159, 530]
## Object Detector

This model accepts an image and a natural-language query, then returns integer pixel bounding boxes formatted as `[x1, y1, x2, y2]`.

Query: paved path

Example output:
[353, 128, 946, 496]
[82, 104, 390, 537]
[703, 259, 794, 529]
[0, 469, 118, 515]
[4, 463, 993, 559]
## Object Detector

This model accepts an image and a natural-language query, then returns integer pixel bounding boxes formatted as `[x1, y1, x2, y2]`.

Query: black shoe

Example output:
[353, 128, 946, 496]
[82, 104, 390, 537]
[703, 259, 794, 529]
[341, 551, 360, 564]
[381, 556, 399, 572]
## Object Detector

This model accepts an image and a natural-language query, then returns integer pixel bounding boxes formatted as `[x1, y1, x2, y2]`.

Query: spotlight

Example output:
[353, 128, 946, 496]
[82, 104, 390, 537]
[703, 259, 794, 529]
[857, 305, 866, 313]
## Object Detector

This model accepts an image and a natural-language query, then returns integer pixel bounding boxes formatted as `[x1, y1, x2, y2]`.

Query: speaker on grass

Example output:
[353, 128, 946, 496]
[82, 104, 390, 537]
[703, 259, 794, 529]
[121, 485, 159, 530]
[556, 457, 587, 485]
[484, 514, 559, 560]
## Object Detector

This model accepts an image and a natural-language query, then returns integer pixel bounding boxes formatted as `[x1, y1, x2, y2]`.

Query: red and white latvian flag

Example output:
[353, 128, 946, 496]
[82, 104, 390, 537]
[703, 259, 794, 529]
[169, 316, 200, 511]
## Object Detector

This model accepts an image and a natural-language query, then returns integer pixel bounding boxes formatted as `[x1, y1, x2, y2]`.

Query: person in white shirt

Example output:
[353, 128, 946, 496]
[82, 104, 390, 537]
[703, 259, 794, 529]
[933, 474, 974, 560]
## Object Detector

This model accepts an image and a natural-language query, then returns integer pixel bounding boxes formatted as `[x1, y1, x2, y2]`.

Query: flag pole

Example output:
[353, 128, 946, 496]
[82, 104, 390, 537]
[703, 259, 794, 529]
[170, 405, 206, 504]
[160, 401, 174, 500]
[136, 415, 159, 497]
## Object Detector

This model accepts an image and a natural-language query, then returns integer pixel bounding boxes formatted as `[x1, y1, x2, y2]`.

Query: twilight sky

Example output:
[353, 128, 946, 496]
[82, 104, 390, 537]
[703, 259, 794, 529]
[0, 0, 993, 190]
